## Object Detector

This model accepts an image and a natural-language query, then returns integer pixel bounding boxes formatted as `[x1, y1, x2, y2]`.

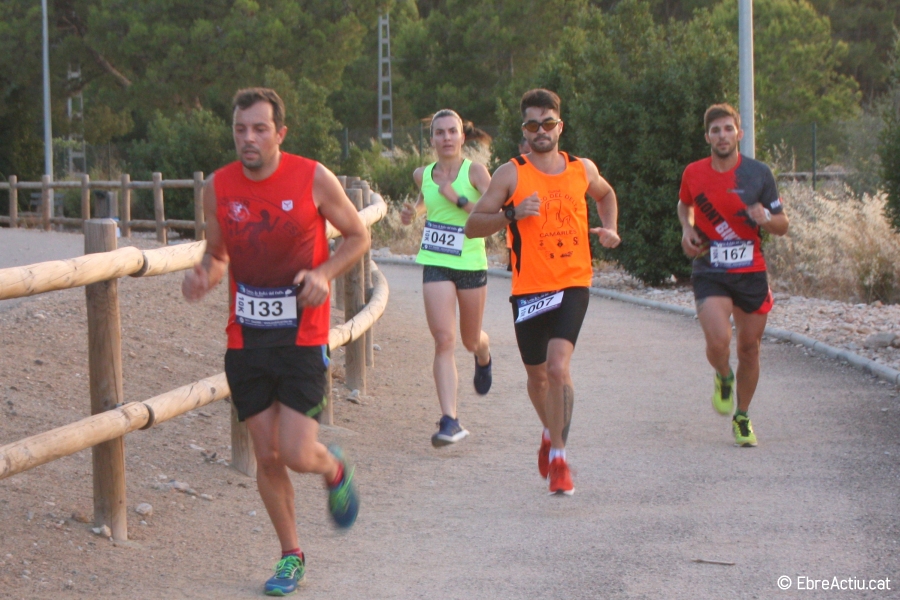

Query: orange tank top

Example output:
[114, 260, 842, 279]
[507, 153, 593, 295]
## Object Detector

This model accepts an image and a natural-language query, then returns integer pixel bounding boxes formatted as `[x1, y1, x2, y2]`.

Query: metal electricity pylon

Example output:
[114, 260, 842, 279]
[377, 13, 393, 154]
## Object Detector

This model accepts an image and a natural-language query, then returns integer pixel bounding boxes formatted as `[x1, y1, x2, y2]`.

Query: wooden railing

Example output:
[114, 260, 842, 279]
[1, 172, 205, 243]
[0, 182, 388, 542]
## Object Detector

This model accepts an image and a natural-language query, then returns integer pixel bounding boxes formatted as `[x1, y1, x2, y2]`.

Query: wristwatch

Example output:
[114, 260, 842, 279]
[503, 203, 517, 222]
[456, 195, 469, 209]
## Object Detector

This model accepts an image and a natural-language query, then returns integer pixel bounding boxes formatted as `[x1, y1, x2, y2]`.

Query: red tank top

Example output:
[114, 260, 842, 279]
[214, 153, 330, 349]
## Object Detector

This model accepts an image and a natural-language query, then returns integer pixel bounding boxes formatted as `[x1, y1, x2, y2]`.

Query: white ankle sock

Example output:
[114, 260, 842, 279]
[549, 448, 566, 462]
[542, 428, 551, 441]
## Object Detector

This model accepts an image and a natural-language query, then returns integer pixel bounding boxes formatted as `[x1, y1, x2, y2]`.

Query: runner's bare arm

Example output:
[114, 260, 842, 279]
[296, 163, 370, 307]
[464, 162, 522, 238]
[583, 159, 621, 249]
[182, 174, 229, 302]
[677, 200, 704, 257]
[401, 167, 426, 225]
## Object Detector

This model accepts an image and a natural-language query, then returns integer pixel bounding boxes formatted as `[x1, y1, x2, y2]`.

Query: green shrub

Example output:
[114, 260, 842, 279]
[879, 108, 900, 230]
[126, 109, 233, 222]
[528, 3, 732, 285]
[339, 141, 431, 207]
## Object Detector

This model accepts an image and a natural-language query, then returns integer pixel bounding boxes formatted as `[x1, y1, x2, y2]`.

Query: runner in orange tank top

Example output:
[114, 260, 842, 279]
[466, 89, 621, 496]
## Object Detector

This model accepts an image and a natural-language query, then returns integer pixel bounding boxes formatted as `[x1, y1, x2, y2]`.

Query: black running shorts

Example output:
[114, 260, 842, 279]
[224, 345, 329, 421]
[422, 265, 487, 290]
[510, 287, 590, 365]
[691, 271, 773, 314]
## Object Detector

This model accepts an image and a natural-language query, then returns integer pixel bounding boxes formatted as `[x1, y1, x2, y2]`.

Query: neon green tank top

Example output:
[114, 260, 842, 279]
[415, 159, 487, 270]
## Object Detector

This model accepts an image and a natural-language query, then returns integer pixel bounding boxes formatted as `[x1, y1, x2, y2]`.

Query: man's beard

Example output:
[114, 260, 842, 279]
[530, 136, 554, 153]
[712, 144, 737, 159]
[239, 146, 264, 170]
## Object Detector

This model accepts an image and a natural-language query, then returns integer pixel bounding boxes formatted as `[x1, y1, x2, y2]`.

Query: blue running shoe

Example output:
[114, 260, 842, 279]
[327, 445, 359, 528]
[264, 554, 305, 596]
[473, 354, 492, 395]
[431, 415, 470, 448]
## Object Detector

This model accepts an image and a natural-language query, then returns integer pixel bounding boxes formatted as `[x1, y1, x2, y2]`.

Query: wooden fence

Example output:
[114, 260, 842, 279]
[0, 172, 205, 244]
[0, 180, 388, 542]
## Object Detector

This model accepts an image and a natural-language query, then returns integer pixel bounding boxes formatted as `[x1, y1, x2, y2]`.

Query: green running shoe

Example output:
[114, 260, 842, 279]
[732, 414, 758, 447]
[327, 445, 359, 528]
[264, 554, 305, 596]
[712, 371, 735, 416]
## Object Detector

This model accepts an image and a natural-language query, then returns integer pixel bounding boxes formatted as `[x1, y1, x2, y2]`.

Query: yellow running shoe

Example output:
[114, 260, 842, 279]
[712, 371, 735, 416]
[732, 414, 758, 447]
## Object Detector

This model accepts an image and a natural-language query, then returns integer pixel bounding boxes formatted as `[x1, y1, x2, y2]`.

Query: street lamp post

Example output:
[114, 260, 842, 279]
[42, 0, 53, 177]
[739, 0, 755, 158]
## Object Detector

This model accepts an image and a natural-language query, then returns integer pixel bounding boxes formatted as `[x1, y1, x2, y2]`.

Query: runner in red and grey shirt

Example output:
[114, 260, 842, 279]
[679, 153, 784, 274]
[677, 103, 789, 448]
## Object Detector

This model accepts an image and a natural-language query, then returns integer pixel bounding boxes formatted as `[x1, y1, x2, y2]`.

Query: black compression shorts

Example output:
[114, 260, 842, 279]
[510, 287, 590, 365]
[422, 265, 487, 290]
[224, 345, 329, 421]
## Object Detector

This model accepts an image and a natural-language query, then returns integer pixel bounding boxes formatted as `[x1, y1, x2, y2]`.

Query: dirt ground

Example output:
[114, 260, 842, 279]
[1, 229, 899, 599]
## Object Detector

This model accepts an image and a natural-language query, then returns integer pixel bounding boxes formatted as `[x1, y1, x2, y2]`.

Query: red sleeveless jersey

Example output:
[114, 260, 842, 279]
[214, 153, 330, 349]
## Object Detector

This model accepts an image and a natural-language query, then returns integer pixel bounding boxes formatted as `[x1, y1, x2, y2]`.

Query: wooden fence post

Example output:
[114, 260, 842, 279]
[84, 219, 128, 541]
[8, 176, 17, 229]
[358, 181, 375, 368]
[81, 174, 91, 222]
[321, 358, 334, 426]
[119, 174, 131, 238]
[41, 175, 52, 231]
[152, 172, 167, 244]
[193, 171, 205, 241]
[230, 402, 256, 477]
[343, 187, 366, 394]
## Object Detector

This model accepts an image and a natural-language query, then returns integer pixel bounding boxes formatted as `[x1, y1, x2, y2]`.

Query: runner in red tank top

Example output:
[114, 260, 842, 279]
[677, 103, 790, 448]
[466, 89, 621, 496]
[181, 88, 369, 595]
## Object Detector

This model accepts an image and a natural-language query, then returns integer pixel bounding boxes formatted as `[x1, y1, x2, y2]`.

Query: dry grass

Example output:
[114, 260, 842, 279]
[766, 182, 900, 304]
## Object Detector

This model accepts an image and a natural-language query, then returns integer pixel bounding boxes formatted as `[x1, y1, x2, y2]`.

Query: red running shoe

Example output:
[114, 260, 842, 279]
[548, 457, 574, 495]
[538, 435, 551, 479]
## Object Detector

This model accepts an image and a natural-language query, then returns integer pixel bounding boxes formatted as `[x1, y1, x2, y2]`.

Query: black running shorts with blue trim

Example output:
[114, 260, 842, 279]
[224, 345, 329, 421]
[422, 265, 487, 290]
[510, 287, 590, 365]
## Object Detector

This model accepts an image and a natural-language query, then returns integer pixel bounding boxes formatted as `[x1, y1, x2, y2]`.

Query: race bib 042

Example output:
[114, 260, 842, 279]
[235, 283, 299, 329]
[515, 290, 564, 323]
[709, 240, 754, 269]
[421, 220, 465, 256]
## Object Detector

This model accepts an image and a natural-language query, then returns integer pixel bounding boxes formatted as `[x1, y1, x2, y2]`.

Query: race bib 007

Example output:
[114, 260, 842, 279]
[515, 290, 564, 323]
[421, 220, 465, 256]
[709, 240, 754, 269]
[235, 283, 298, 328]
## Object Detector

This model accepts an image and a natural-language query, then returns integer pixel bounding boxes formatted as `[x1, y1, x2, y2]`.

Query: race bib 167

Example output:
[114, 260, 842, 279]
[709, 240, 754, 269]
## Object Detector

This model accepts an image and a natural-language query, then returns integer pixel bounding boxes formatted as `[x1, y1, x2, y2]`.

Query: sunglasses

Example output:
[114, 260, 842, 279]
[522, 118, 562, 133]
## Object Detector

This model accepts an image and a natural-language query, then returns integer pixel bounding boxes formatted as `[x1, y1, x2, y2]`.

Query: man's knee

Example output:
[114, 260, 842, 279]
[737, 338, 761, 362]
[255, 446, 284, 472]
[546, 360, 570, 386]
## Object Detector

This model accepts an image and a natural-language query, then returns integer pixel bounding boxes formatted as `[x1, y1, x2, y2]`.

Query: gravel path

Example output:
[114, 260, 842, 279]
[1, 229, 898, 599]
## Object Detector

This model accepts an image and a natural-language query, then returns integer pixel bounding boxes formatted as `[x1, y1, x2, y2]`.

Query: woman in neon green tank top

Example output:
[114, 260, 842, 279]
[400, 109, 493, 447]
